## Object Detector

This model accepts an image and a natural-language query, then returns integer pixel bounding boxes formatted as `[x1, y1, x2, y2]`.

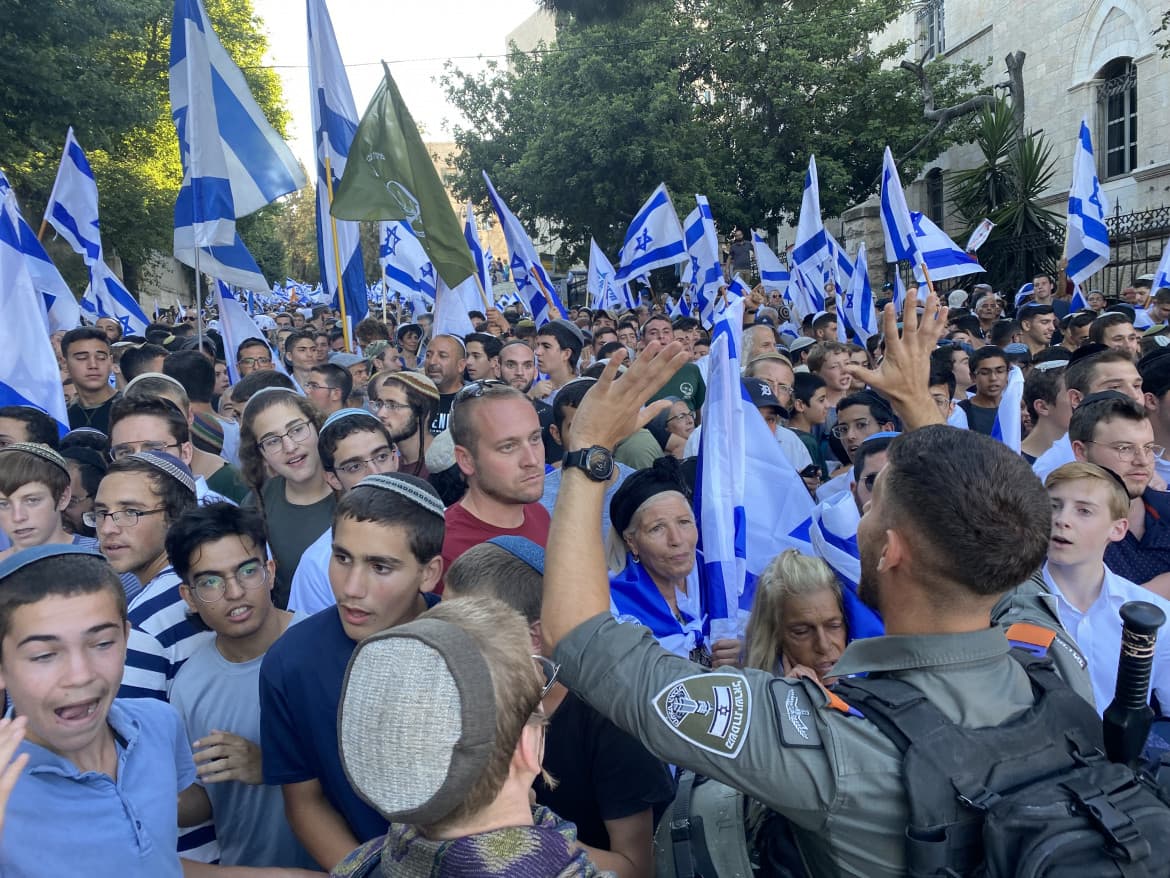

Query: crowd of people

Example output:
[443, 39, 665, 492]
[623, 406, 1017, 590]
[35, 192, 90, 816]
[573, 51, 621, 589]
[0, 261, 1168, 877]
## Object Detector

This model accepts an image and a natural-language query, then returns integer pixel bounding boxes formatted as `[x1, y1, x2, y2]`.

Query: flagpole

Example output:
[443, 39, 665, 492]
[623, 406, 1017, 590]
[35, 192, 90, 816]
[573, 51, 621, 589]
[531, 271, 562, 319]
[918, 261, 937, 299]
[471, 272, 490, 312]
[323, 155, 352, 352]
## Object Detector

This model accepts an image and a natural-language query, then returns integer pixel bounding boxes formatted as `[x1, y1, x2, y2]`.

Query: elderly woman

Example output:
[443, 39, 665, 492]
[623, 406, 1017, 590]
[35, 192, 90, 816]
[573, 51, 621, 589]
[606, 457, 739, 667]
[743, 549, 847, 684]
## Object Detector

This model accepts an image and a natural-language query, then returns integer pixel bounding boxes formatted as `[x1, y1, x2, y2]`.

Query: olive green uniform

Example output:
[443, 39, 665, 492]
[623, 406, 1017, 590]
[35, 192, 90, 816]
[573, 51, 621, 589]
[555, 614, 1044, 877]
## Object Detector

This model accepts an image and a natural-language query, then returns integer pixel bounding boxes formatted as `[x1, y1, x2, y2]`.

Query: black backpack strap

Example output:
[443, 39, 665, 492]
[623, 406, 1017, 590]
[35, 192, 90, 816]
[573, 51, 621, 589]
[670, 770, 698, 878]
[832, 675, 954, 757]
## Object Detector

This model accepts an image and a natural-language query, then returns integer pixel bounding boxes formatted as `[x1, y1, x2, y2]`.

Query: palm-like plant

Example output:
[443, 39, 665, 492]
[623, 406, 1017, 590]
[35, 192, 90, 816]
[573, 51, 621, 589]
[949, 97, 1061, 289]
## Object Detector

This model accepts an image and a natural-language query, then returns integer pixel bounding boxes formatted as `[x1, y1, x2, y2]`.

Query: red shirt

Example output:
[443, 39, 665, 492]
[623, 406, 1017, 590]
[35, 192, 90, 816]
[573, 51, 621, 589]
[439, 501, 551, 593]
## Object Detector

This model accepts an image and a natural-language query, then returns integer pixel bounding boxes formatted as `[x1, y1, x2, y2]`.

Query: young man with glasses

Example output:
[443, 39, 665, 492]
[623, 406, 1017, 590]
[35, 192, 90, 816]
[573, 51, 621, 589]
[303, 363, 351, 417]
[960, 345, 1010, 436]
[820, 391, 897, 501]
[167, 503, 313, 868]
[1070, 393, 1170, 594]
[236, 338, 277, 377]
[367, 371, 439, 479]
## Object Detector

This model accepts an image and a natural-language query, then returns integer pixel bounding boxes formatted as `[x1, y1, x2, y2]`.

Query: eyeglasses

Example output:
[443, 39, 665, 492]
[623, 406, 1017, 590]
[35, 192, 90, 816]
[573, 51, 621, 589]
[190, 560, 269, 603]
[975, 367, 1008, 378]
[773, 384, 794, 396]
[83, 507, 167, 528]
[533, 655, 560, 699]
[109, 441, 181, 462]
[1085, 441, 1165, 462]
[369, 399, 411, 413]
[182, 315, 198, 323]
[334, 449, 398, 477]
[666, 410, 695, 425]
[237, 356, 273, 368]
[257, 420, 314, 456]
[453, 379, 508, 405]
[831, 420, 870, 438]
[303, 381, 333, 393]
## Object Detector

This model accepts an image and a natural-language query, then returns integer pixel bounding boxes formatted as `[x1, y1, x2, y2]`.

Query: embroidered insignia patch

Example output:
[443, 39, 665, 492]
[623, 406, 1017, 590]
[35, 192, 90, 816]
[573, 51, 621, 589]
[651, 673, 751, 758]
[769, 678, 823, 749]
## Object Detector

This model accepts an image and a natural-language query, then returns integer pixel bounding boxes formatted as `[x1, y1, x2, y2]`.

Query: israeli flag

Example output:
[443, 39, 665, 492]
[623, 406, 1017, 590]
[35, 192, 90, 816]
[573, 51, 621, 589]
[0, 170, 78, 333]
[614, 183, 686, 283]
[990, 365, 1024, 452]
[464, 202, 492, 303]
[809, 491, 884, 639]
[667, 293, 691, 319]
[909, 212, 983, 283]
[170, 0, 305, 274]
[880, 147, 920, 266]
[431, 276, 478, 340]
[83, 262, 150, 337]
[752, 230, 790, 293]
[307, 0, 367, 323]
[695, 295, 817, 623]
[1153, 238, 1170, 295]
[792, 156, 830, 287]
[680, 197, 723, 326]
[0, 198, 69, 434]
[789, 264, 824, 322]
[587, 238, 628, 312]
[214, 281, 286, 384]
[891, 271, 908, 313]
[379, 221, 436, 302]
[483, 172, 568, 326]
[1069, 282, 1088, 312]
[825, 231, 855, 293]
[1065, 119, 1110, 285]
[837, 242, 878, 344]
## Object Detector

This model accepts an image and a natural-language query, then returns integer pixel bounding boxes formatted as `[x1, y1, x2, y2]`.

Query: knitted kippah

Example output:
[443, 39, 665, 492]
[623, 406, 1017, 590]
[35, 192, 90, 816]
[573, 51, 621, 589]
[381, 371, 440, 403]
[358, 473, 445, 519]
[322, 407, 381, 431]
[124, 371, 187, 397]
[0, 544, 105, 581]
[127, 450, 196, 495]
[190, 412, 225, 454]
[0, 442, 70, 477]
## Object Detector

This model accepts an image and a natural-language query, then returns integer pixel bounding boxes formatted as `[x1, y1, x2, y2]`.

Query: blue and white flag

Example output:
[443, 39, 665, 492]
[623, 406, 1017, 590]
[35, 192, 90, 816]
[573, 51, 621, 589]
[1069, 282, 1088, 312]
[431, 276, 478, 340]
[1065, 119, 1110, 285]
[880, 146, 920, 266]
[908, 212, 983, 283]
[0, 198, 69, 434]
[837, 242, 878, 344]
[307, 0, 367, 324]
[789, 264, 824, 322]
[990, 365, 1024, 452]
[587, 238, 629, 312]
[1152, 238, 1170, 296]
[825, 231, 855, 293]
[614, 183, 686, 283]
[0, 170, 78, 333]
[682, 198, 723, 326]
[44, 129, 149, 336]
[696, 295, 817, 624]
[170, 0, 305, 279]
[379, 220, 436, 303]
[463, 202, 492, 303]
[483, 172, 567, 326]
[792, 156, 830, 287]
[214, 281, 286, 384]
[752, 229, 790, 293]
[809, 490, 884, 640]
[667, 293, 692, 319]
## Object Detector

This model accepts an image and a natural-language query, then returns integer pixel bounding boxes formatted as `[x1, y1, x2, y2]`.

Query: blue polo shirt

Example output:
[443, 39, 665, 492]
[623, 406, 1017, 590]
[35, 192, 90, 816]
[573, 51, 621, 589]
[1105, 489, 1170, 585]
[1, 698, 194, 877]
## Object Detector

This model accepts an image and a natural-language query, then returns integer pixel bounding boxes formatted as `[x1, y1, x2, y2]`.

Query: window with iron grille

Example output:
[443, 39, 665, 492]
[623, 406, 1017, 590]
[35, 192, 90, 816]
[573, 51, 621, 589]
[1098, 58, 1137, 179]
[915, 0, 945, 60]
[926, 169, 944, 226]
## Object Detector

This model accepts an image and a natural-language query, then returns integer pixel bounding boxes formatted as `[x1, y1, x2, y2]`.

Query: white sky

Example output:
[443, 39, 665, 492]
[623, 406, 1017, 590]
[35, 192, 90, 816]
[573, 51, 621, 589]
[250, 0, 544, 172]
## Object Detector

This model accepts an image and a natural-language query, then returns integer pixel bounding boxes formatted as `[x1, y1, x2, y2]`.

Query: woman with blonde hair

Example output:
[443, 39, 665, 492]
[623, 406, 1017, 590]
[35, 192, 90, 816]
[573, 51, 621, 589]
[744, 549, 847, 683]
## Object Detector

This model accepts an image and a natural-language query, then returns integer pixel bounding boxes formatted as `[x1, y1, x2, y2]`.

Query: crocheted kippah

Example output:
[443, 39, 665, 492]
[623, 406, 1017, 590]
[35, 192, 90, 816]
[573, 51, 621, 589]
[357, 473, 445, 519]
[0, 442, 70, 477]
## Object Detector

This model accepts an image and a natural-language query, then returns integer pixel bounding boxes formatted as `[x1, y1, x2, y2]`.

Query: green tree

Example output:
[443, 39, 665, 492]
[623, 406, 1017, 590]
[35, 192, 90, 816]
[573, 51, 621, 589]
[442, 0, 984, 264]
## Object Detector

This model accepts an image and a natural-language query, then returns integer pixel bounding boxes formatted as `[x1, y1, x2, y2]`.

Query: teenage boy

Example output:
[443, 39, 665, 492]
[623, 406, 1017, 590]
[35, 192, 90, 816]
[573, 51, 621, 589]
[284, 330, 319, 389]
[808, 341, 852, 410]
[63, 326, 119, 434]
[0, 545, 315, 877]
[260, 474, 445, 870]
[787, 372, 830, 478]
[168, 503, 312, 868]
[1021, 364, 1072, 463]
[534, 320, 583, 400]
[960, 345, 1010, 435]
[287, 408, 400, 615]
[0, 405, 61, 449]
[1043, 462, 1170, 713]
[0, 444, 80, 558]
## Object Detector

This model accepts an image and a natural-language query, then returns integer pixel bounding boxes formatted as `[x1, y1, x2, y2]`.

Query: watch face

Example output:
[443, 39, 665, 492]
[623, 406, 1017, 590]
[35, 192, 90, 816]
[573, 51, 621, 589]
[586, 447, 613, 479]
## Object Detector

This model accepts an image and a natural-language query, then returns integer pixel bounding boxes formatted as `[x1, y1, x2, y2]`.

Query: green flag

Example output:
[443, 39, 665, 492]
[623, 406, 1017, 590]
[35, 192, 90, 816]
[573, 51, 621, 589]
[331, 62, 477, 290]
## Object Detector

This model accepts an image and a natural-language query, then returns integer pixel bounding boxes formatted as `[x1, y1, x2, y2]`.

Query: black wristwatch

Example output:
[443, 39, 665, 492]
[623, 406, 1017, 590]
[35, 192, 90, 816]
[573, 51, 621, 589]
[562, 446, 615, 482]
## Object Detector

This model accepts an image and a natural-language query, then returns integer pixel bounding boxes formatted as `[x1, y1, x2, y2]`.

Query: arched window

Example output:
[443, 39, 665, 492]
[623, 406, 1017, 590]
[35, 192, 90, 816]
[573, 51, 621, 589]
[1098, 57, 1137, 178]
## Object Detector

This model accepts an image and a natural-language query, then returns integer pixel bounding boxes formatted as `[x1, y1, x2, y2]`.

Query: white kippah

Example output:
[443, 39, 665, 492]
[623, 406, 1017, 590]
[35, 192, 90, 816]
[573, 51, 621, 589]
[358, 473, 445, 519]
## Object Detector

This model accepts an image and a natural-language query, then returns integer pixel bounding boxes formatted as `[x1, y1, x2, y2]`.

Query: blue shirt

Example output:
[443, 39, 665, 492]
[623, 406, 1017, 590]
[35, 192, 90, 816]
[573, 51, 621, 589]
[1, 699, 195, 877]
[1104, 489, 1170, 585]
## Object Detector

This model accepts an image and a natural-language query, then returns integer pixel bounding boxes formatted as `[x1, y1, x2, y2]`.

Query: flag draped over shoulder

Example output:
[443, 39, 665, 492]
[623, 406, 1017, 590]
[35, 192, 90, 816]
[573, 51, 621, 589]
[614, 183, 686, 284]
[0, 198, 69, 434]
[332, 62, 476, 292]
[307, 0, 367, 323]
[170, 0, 305, 287]
[43, 128, 149, 336]
[0, 170, 78, 333]
[1065, 119, 1110, 285]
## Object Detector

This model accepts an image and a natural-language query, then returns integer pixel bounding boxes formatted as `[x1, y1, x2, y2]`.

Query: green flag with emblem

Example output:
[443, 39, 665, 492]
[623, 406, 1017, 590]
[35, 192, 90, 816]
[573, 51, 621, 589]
[330, 62, 476, 290]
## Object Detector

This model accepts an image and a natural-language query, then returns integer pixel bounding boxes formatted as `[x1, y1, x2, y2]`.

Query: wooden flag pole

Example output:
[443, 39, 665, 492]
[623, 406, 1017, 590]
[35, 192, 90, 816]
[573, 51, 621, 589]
[36, 217, 49, 242]
[918, 261, 937, 300]
[323, 155, 352, 352]
[471, 272, 491, 312]
[531, 271, 562, 320]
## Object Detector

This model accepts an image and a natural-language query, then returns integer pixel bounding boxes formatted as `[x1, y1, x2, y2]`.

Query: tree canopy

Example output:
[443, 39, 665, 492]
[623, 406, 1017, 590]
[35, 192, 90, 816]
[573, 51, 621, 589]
[0, 0, 294, 292]
[442, 0, 985, 264]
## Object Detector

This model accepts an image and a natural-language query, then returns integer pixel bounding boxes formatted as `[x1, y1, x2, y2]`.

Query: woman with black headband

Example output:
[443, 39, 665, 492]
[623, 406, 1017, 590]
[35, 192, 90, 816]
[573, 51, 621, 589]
[605, 457, 741, 667]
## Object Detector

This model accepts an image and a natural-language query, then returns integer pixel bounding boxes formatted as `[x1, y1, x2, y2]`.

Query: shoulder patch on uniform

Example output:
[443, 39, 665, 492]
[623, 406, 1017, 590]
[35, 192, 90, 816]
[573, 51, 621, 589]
[768, 678, 823, 749]
[650, 672, 751, 759]
[1006, 622, 1057, 650]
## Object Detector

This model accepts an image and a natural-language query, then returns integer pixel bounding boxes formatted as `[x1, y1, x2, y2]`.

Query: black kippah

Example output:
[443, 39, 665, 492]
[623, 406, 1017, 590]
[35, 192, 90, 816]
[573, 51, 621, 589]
[609, 456, 692, 537]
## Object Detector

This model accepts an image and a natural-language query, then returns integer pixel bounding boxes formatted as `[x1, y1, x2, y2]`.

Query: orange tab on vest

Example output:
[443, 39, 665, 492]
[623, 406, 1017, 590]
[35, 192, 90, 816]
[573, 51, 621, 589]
[824, 689, 855, 714]
[1006, 622, 1056, 649]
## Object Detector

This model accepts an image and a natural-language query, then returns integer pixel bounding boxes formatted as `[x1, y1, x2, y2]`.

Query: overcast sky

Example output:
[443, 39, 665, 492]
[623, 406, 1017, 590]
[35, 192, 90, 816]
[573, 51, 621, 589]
[251, 0, 544, 171]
